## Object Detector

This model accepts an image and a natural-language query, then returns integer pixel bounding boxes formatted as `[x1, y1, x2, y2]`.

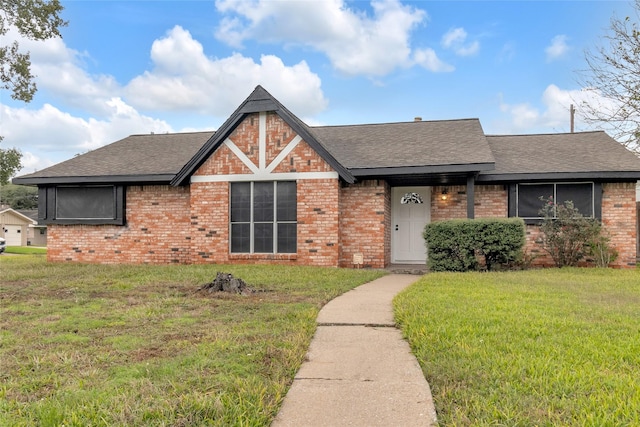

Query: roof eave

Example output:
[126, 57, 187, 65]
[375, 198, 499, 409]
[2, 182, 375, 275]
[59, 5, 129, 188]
[350, 162, 495, 177]
[478, 171, 640, 183]
[12, 174, 177, 186]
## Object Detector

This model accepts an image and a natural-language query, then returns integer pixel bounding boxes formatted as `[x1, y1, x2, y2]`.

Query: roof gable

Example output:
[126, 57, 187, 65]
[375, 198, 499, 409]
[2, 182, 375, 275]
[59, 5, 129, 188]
[171, 86, 355, 185]
[0, 208, 37, 224]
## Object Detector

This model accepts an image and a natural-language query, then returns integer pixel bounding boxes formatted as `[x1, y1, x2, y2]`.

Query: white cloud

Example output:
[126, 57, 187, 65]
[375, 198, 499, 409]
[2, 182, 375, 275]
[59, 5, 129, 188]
[7, 29, 121, 116]
[2, 24, 330, 175]
[214, 0, 428, 76]
[545, 35, 569, 62]
[4, 25, 328, 119]
[496, 84, 609, 134]
[125, 26, 327, 116]
[413, 48, 454, 72]
[1, 100, 173, 175]
[441, 27, 479, 57]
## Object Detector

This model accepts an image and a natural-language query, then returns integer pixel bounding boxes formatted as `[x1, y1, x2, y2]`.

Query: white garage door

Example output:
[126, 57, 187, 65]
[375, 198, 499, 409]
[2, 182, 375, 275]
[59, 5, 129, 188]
[4, 225, 22, 246]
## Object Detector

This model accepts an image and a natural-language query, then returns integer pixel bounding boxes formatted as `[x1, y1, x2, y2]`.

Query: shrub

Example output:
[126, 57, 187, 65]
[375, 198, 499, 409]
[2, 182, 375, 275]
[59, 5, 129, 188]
[424, 218, 525, 272]
[539, 198, 601, 267]
[588, 231, 619, 268]
[474, 218, 527, 270]
[424, 220, 478, 272]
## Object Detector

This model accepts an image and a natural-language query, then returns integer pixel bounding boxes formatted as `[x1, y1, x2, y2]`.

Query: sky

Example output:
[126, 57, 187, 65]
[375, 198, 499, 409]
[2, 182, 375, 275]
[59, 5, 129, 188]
[1, 0, 636, 177]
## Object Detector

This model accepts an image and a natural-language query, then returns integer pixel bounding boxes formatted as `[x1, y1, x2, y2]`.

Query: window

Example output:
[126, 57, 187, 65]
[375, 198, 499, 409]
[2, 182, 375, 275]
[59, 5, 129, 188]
[515, 182, 596, 219]
[230, 181, 297, 253]
[39, 185, 125, 225]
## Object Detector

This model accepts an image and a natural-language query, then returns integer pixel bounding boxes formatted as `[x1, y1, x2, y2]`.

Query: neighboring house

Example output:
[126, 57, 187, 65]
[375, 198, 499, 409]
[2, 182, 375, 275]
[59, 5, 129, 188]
[0, 207, 46, 247]
[12, 86, 640, 268]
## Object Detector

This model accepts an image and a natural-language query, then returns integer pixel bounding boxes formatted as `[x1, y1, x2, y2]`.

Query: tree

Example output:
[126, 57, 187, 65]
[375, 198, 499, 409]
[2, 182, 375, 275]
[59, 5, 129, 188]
[0, 0, 67, 181]
[1, 0, 67, 102]
[0, 183, 38, 209]
[0, 144, 22, 185]
[579, 0, 640, 155]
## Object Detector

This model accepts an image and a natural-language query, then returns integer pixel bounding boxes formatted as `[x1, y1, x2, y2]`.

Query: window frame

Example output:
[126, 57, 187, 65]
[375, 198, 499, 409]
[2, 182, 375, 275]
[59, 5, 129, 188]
[229, 181, 297, 254]
[509, 182, 601, 223]
[39, 185, 126, 225]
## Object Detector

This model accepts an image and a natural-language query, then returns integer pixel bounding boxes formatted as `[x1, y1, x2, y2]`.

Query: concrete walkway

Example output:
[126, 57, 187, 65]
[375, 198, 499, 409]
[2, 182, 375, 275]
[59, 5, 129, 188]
[271, 274, 437, 427]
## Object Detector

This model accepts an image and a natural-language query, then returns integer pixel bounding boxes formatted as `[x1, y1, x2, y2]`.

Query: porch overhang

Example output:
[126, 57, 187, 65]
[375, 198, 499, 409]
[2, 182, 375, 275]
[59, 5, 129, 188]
[349, 162, 493, 187]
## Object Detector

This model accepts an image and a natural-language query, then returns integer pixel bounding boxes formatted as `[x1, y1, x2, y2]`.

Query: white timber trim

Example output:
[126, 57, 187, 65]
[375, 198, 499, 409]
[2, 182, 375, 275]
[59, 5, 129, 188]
[192, 111, 336, 184]
[223, 138, 259, 174]
[191, 172, 339, 183]
[259, 111, 267, 170]
[266, 135, 302, 173]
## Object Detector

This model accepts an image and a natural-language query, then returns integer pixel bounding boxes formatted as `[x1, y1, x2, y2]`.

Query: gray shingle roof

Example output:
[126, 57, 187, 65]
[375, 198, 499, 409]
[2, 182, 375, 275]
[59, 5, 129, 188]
[482, 131, 640, 180]
[14, 131, 212, 184]
[12, 85, 640, 187]
[311, 118, 494, 170]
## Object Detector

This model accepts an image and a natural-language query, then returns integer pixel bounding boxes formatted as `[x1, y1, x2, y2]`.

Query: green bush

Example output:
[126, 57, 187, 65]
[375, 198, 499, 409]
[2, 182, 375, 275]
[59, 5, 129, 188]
[424, 218, 525, 272]
[539, 197, 617, 268]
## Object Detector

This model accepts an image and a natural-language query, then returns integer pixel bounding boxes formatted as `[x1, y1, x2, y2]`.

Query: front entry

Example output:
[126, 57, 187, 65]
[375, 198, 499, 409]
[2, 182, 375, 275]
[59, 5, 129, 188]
[391, 187, 431, 264]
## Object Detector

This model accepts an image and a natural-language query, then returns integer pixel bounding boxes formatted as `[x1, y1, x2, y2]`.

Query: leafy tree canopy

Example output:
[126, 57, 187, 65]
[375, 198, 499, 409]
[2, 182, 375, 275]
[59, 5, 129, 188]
[0, 144, 22, 185]
[1, 0, 67, 102]
[0, 183, 38, 209]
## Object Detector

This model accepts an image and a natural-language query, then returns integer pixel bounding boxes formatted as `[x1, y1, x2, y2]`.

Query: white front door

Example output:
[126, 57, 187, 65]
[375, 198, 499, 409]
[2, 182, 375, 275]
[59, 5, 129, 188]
[391, 187, 431, 264]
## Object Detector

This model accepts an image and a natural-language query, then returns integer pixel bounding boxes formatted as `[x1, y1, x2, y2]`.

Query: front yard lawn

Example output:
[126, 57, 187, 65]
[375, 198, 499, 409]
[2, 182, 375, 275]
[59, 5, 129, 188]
[0, 256, 384, 426]
[394, 268, 640, 426]
[4, 246, 47, 255]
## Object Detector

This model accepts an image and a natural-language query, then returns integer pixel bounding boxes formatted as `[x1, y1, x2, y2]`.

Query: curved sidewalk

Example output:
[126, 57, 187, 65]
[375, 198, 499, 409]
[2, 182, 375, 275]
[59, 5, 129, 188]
[272, 274, 438, 427]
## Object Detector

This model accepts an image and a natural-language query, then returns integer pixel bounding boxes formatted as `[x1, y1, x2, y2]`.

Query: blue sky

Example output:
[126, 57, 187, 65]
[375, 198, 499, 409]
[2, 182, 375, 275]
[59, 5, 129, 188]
[1, 0, 634, 176]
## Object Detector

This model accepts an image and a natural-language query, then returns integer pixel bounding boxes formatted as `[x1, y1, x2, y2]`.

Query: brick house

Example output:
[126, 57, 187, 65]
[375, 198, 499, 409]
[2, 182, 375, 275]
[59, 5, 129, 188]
[13, 86, 640, 268]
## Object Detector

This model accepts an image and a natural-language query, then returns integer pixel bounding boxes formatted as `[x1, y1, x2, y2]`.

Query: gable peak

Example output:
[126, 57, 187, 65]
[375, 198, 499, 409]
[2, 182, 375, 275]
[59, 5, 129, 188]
[246, 85, 273, 102]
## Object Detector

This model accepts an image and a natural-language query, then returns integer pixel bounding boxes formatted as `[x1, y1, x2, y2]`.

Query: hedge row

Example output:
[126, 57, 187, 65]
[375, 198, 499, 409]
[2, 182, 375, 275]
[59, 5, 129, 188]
[423, 218, 526, 271]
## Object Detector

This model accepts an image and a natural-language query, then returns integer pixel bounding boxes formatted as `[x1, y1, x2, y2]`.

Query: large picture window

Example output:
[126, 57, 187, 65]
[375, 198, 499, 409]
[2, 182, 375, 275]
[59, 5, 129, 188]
[39, 185, 125, 225]
[56, 186, 116, 219]
[230, 181, 297, 254]
[516, 182, 595, 219]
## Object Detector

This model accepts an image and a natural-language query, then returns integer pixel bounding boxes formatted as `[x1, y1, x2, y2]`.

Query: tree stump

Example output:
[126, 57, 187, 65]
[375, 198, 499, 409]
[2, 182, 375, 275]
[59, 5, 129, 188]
[198, 272, 254, 295]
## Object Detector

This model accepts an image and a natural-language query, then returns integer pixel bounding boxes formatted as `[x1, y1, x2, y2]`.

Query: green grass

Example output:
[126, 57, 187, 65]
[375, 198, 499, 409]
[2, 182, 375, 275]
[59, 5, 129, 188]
[394, 268, 640, 426]
[4, 246, 47, 255]
[0, 256, 385, 426]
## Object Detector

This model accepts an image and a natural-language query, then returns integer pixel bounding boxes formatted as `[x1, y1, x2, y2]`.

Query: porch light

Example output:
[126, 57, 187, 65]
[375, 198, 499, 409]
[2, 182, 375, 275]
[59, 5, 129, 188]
[441, 188, 448, 201]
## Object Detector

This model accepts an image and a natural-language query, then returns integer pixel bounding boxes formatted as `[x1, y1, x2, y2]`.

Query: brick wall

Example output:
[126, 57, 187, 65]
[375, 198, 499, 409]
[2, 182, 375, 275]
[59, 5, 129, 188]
[189, 179, 340, 266]
[428, 183, 638, 268]
[189, 113, 341, 266]
[298, 179, 340, 266]
[339, 180, 389, 268]
[515, 183, 637, 268]
[601, 182, 637, 267]
[190, 181, 229, 263]
[431, 184, 507, 220]
[522, 183, 637, 268]
[475, 185, 508, 218]
[431, 185, 467, 221]
[47, 185, 191, 264]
